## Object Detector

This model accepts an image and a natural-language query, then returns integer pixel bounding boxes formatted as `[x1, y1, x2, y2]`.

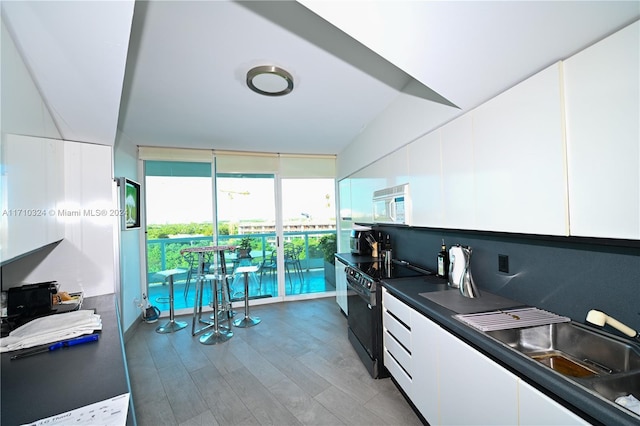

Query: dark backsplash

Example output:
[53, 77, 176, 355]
[374, 225, 640, 337]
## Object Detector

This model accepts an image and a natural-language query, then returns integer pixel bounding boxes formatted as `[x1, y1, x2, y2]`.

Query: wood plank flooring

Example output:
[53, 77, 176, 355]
[125, 297, 423, 425]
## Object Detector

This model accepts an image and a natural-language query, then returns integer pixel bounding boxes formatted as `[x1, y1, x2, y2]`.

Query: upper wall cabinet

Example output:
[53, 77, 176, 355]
[408, 131, 443, 227]
[472, 63, 568, 236]
[376, 147, 410, 189]
[563, 21, 639, 240]
[1, 134, 65, 262]
[350, 147, 409, 224]
[350, 169, 378, 224]
[441, 114, 476, 230]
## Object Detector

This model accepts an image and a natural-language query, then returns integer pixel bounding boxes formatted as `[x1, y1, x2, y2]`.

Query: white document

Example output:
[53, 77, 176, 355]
[23, 393, 129, 426]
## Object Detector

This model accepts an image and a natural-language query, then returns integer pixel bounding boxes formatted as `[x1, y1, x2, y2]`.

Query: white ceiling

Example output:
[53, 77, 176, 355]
[3, 1, 639, 156]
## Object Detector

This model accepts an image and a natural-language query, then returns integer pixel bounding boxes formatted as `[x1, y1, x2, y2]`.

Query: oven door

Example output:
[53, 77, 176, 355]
[346, 279, 374, 358]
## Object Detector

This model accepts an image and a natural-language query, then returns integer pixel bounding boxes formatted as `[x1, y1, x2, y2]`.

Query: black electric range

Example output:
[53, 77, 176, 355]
[345, 259, 432, 378]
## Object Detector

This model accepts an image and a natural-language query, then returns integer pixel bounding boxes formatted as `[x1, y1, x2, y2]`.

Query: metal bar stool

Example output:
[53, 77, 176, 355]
[155, 269, 188, 333]
[199, 273, 233, 344]
[191, 272, 214, 336]
[233, 265, 261, 328]
[180, 245, 237, 344]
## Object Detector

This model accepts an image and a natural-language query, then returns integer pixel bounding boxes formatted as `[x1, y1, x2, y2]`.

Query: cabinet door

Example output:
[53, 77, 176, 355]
[518, 379, 589, 425]
[439, 329, 519, 425]
[408, 131, 443, 227]
[441, 114, 476, 230]
[563, 21, 639, 239]
[473, 63, 568, 236]
[338, 178, 352, 253]
[350, 168, 380, 224]
[335, 258, 348, 314]
[410, 312, 440, 424]
[44, 137, 65, 244]
[63, 141, 115, 296]
[2, 134, 58, 261]
[382, 288, 413, 397]
[377, 146, 409, 188]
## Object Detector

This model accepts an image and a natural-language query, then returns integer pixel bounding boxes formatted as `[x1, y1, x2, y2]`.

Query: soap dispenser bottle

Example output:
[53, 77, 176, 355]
[437, 239, 449, 278]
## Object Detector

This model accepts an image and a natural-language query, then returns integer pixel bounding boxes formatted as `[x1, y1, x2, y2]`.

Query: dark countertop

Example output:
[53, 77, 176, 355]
[1, 294, 135, 425]
[381, 277, 640, 426]
[335, 252, 379, 265]
[335, 253, 639, 425]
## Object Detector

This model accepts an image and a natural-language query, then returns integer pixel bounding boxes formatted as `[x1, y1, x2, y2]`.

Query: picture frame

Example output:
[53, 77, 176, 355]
[119, 177, 141, 230]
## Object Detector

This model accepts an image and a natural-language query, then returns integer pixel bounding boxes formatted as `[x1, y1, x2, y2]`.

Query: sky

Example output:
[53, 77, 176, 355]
[145, 176, 335, 225]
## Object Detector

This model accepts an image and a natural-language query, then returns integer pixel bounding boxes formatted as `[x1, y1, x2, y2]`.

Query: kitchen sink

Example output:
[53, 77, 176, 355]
[582, 371, 640, 402]
[486, 322, 640, 375]
[484, 321, 640, 410]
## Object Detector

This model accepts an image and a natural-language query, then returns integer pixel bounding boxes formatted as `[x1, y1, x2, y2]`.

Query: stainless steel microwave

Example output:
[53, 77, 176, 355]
[372, 183, 411, 225]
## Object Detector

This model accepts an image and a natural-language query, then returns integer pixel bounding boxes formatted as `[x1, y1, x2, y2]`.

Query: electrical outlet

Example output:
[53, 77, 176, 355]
[498, 254, 509, 273]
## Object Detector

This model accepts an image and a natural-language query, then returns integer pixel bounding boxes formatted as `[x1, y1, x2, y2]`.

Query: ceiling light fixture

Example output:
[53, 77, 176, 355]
[246, 65, 294, 96]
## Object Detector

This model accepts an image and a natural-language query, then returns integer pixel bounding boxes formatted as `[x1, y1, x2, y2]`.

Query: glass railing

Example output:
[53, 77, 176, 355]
[147, 230, 335, 276]
[146, 230, 337, 305]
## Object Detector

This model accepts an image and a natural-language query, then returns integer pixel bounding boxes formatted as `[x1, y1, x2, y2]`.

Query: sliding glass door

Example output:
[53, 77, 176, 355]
[216, 175, 337, 298]
[281, 178, 337, 296]
[215, 173, 279, 299]
[144, 161, 213, 311]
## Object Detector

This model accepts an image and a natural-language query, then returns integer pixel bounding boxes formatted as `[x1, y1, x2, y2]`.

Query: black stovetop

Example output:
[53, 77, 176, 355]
[351, 259, 433, 281]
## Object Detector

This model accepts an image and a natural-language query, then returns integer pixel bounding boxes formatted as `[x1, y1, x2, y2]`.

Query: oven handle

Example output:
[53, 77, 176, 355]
[346, 276, 374, 306]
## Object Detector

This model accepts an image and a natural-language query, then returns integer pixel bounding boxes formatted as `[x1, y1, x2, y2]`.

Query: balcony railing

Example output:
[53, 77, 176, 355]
[146, 230, 335, 282]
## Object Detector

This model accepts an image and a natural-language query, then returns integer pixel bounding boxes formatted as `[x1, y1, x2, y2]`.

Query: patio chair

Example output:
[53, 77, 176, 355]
[284, 246, 304, 293]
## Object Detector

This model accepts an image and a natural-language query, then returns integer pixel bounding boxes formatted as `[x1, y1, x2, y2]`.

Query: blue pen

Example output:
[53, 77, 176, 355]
[10, 333, 100, 360]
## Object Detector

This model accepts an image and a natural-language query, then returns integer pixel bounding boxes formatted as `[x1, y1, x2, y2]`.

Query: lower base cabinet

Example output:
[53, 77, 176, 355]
[382, 288, 589, 425]
[438, 327, 519, 425]
[519, 379, 588, 425]
[410, 312, 440, 423]
[335, 258, 348, 314]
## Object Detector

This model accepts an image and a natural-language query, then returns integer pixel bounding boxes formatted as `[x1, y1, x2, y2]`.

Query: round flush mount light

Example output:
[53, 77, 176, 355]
[246, 65, 294, 96]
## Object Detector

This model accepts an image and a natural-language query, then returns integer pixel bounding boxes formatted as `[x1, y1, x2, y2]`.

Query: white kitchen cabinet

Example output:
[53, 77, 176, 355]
[382, 288, 414, 398]
[44, 137, 65, 245]
[382, 288, 438, 424]
[472, 63, 568, 236]
[62, 141, 115, 296]
[438, 321, 519, 425]
[335, 257, 348, 315]
[350, 167, 380, 224]
[1, 134, 64, 262]
[518, 379, 589, 425]
[407, 131, 443, 227]
[376, 146, 409, 189]
[410, 311, 440, 424]
[338, 178, 352, 253]
[383, 289, 594, 425]
[441, 114, 476, 230]
[349, 148, 409, 225]
[563, 21, 639, 239]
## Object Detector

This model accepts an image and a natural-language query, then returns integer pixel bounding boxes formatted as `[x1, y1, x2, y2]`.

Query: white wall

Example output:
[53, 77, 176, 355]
[337, 79, 459, 179]
[1, 0, 135, 146]
[0, 19, 60, 139]
[114, 132, 144, 333]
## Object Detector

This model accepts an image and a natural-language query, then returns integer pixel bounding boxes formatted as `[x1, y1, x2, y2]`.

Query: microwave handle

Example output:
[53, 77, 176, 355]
[389, 199, 397, 221]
